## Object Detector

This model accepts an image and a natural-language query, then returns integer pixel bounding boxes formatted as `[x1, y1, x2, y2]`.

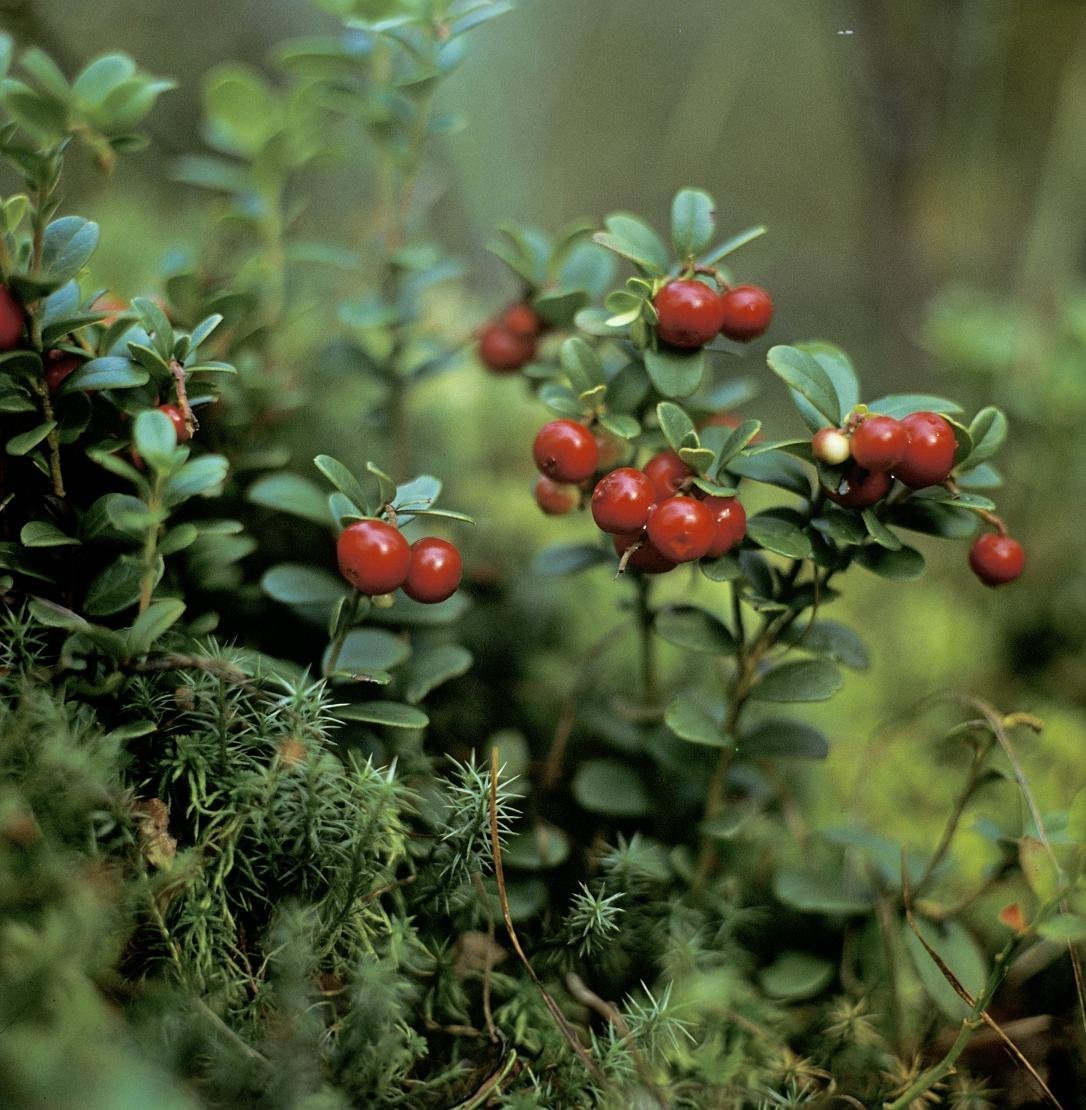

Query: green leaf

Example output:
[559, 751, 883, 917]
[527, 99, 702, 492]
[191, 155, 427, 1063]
[392, 473, 441, 526]
[670, 188, 715, 258]
[248, 473, 333, 527]
[314, 454, 371, 513]
[855, 543, 925, 580]
[779, 620, 869, 670]
[1019, 837, 1061, 904]
[559, 336, 605, 393]
[654, 605, 735, 655]
[678, 445, 715, 474]
[866, 394, 963, 419]
[365, 461, 396, 506]
[700, 552, 743, 581]
[597, 412, 640, 439]
[532, 543, 609, 576]
[759, 952, 834, 1000]
[262, 564, 346, 606]
[794, 340, 860, 425]
[126, 598, 185, 655]
[204, 63, 278, 156]
[1037, 914, 1086, 942]
[664, 689, 728, 747]
[572, 759, 650, 817]
[41, 217, 100, 283]
[132, 296, 173, 356]
[964, 406, 1008, 468]
[62, 356, 147, 392]
[338, 701, 429, 730]
[404, 643, 473, 704]
[766, 345, 841, 426]
[72, 53, 135, 104]
[750, 659, 843, 703]
[726, 450, 811, 497]
[503, 822, 571, 871]
[698, 224, 766, 267]
[133, 409, 177, 470]
[325, 628, 410, 678]
[739, 719, 829, 760]
[715, 420, 762, 467]
[20, 519, 79, 547]
[746, 513, 813, 559]
[84, 553, 147, 616]
[643, 345, 705, 398]
[656, 401, 697, 453]
[6, 421, 55, 455]
[903, 918, 987, 1022]
[593, 213, 669, 274]
[539, 382, 583, 418]
[861, 509, 902, 550]
[163, 455, 228, 504]
[774, 870, 872, 916]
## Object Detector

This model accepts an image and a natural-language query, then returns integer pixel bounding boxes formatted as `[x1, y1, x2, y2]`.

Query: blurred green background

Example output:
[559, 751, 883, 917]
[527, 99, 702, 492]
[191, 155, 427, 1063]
[4, 0, 1085, 858]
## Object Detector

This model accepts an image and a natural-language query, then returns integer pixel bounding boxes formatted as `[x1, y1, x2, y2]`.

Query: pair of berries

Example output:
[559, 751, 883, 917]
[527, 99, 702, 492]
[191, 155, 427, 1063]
[591, 451, 746, 572]
[653, 279, 774, 349]
[478, 301, 545, 373]
[530, 421, 634, 515]
[814, 410, 957, 508]
[337, 519, 462, 603]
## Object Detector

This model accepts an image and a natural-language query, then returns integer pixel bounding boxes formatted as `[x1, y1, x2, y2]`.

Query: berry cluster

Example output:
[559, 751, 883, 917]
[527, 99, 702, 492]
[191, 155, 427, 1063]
[812, 409, 1024, 585]
[530, 419, 746, 575]
[337, 519, 463, 603]
[653, 278, 774, 350]
[478, 300, 547, 373]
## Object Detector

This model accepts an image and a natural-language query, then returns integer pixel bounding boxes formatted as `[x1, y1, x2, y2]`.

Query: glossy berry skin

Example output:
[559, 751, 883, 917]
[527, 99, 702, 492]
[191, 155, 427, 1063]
[643, 449, 694, 501]
[613, 531, 676, 575]
[501, 302, 544, 338]
[44, 350, 83, 392]
[969, 533, 1025, 587]
[0, 287, 24, 350]
[653, 280, 725, 349]
[646, 496, 715, 562]
[534, 475, 580, 516]
[811, 427, 851, 465]
[851, 415, 907, 472]
[533, 420, 599, 483]
[718, 284, 773, 341]
[702, 496, 747, 557]
[337, 520, 412, 596]
[591, 467, 656, 534]
[823, 464, 892, 509]
[479, 324, 535, 373]
[403, 537, 462, 603]
[158, 403, 192, 443]
[894, 411, 957, 489]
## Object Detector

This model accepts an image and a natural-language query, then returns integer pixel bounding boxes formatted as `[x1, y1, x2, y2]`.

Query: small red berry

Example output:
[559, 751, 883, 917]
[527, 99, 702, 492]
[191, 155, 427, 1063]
[501, 302, 544, 338]
[811, 427, 851, 465]
[44, 350, 84, 392]
[591, 467, 656, 534]
[851, 415, 907, 472]
[479, 324, 536, 373]
[643, 449, 694, 501]
[613, 531, 676, 575]
[646, 496, 715, 562]
[969, 533, 1024, 587]
[336, 520, 412, 596]
[534, 475, 580, 515]
[403, 537, 463, 603]
[702, 496, 747, 557]
[533, 420, 599, 483]
[158, 403, 192, 443]
[823, 464, 892, 509]
[894, 411, 957, 489]
[653, 279, 725, 349]
[718, 284, 773, 342]
[0, 287, 25, 351]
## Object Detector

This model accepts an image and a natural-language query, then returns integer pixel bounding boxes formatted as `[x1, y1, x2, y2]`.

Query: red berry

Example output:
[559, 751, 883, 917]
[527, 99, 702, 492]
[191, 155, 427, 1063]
[643, 449, 694, 501]
[0, 287, 25, 351]
[646, 496, 715, 562]
[969, 533, 1024, 587]
[501, 302, 544, 338]
[702, 496, 747, 557]
[336, 520, 412, 596]
[591, 467, 656, 534]
[718, 284, 773, 341]
[894, 411, 957, 489]
[593, 428, 630, 471]
[823, 464, 892, 509]
[612, 531, 676, 575]
[653, 280, 725, 349]
[534, 475, 580, 515]
[158, 403, 192, 443]
[851, 415, 907, 472]
[479, 324, 536, 373]
[403, 537, 462, 603]
[811, 427, 851, 465]
[44, 350, 84, 392]
[533, 420, 599, 483]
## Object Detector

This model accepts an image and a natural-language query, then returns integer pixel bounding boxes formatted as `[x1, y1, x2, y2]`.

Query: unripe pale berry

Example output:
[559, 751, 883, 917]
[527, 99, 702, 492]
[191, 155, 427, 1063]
[532, 420, 599, 483]
[894, 411, 956, 489]
[646, 496, 715, 562]
[968, 533, 1024, 587]
[337, 520, 412, 596]
[653, 280, 725, 349]
[591, 467, 656, 534]
[403, 537, 462, 603]
[811, 427, 851, 466]
[718, 284, 773, 341]
[851, 414, 907, 472]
